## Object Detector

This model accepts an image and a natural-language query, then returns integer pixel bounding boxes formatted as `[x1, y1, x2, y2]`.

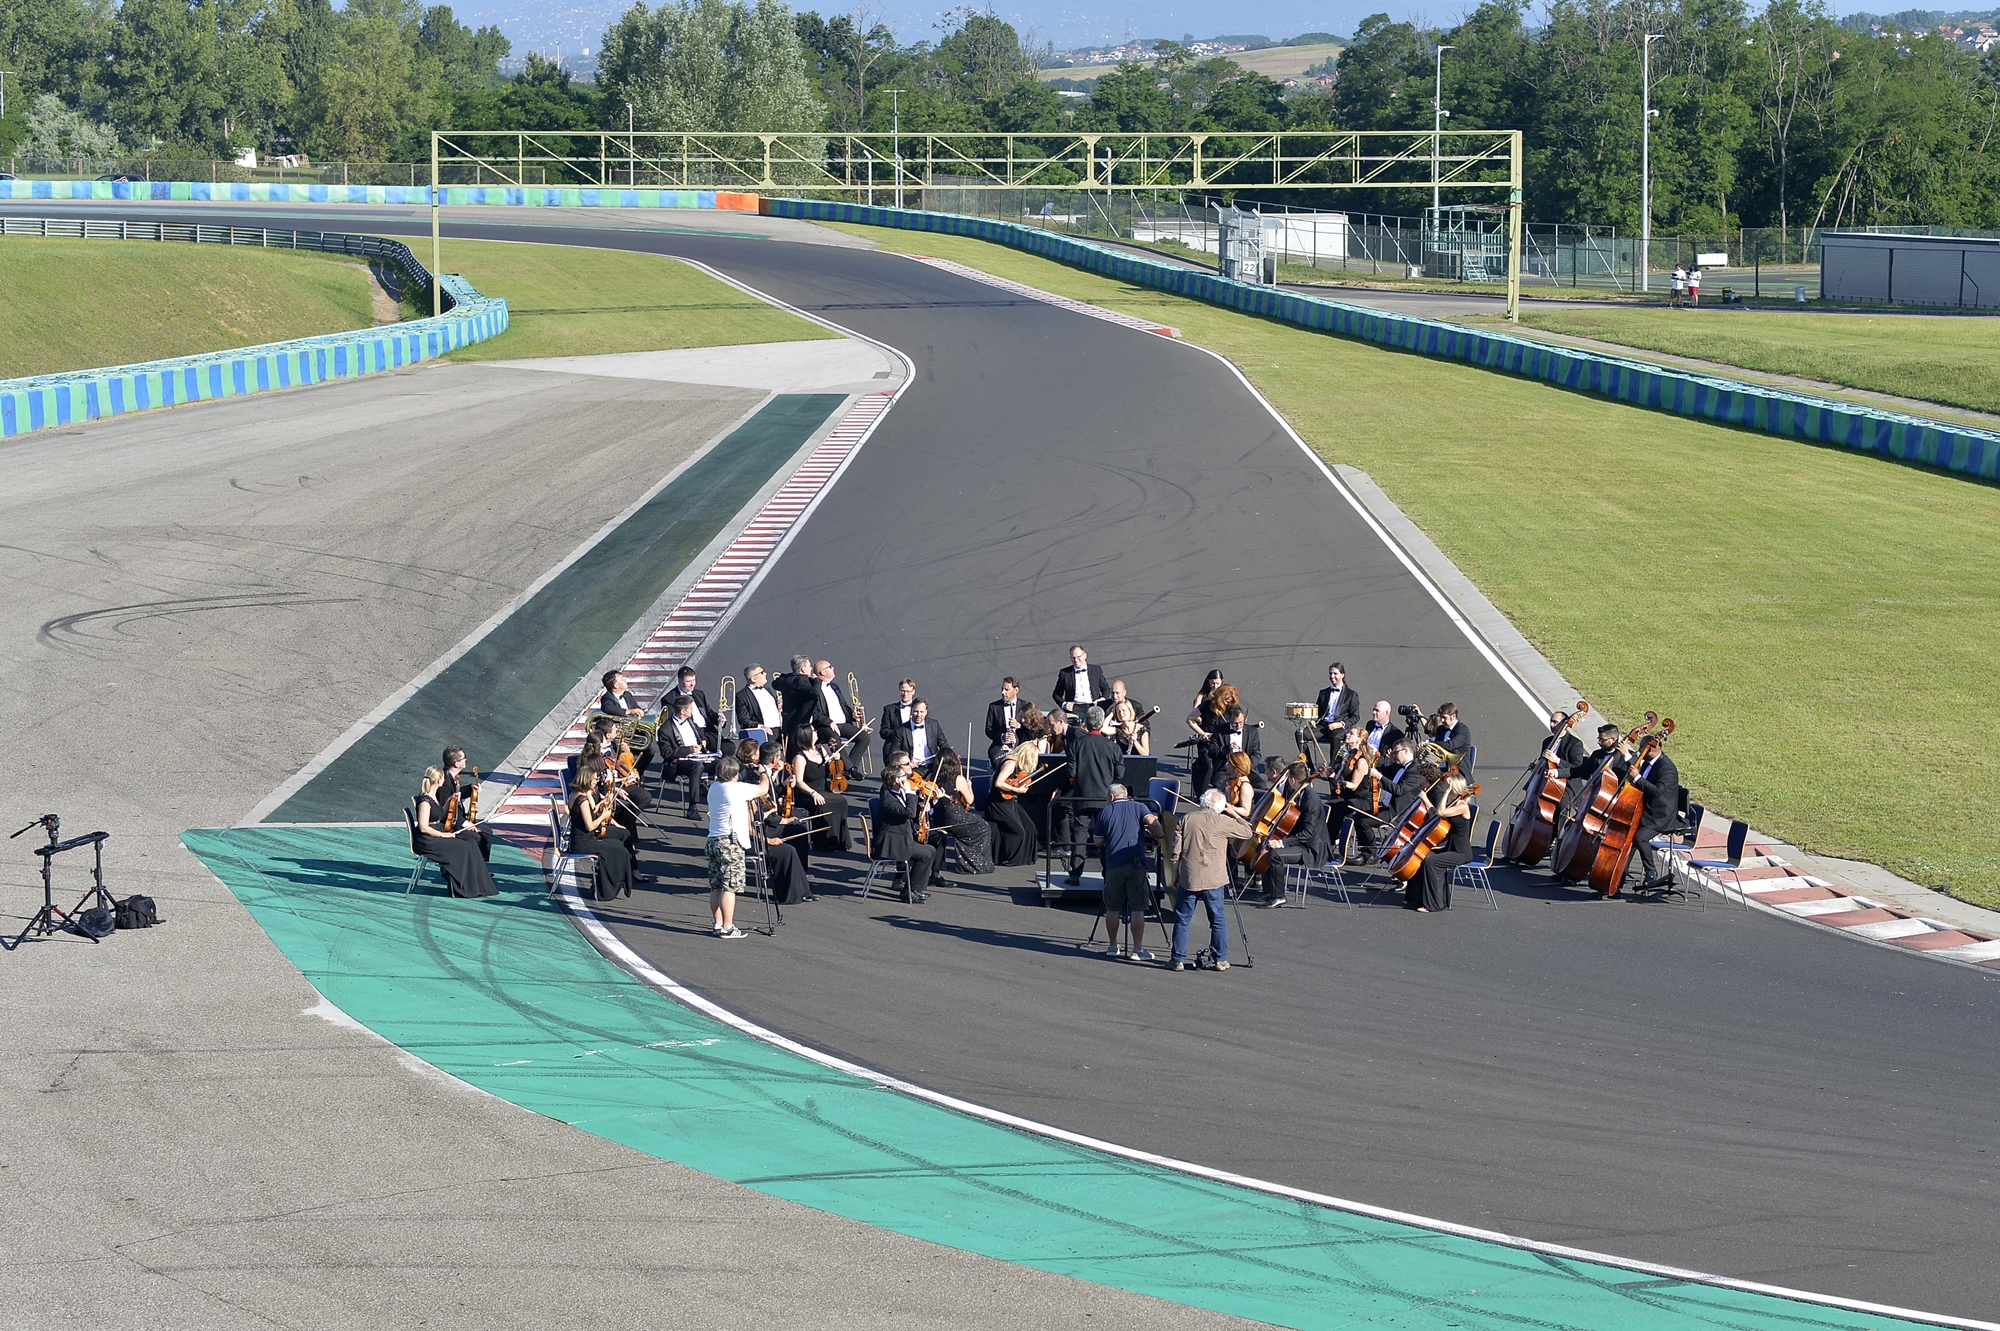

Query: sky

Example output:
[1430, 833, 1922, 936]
[455, 0, 1900, 62]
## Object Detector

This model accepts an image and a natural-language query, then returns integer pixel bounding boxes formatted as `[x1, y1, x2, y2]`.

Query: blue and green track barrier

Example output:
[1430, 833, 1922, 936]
[765, 199, 2000, 484]
[0, 224, 507, 439]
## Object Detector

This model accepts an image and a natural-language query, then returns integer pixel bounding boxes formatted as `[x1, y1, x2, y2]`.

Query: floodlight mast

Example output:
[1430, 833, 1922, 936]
[1642, 33, 1660, 293]
[1432, 45, 1453, 218]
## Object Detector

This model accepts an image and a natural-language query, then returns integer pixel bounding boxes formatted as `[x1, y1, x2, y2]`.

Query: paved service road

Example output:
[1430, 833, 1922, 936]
[14, 204, 1997, 1323]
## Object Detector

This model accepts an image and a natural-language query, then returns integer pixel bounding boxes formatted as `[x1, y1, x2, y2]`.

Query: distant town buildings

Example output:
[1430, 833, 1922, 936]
[1050, 39, 1255, 67]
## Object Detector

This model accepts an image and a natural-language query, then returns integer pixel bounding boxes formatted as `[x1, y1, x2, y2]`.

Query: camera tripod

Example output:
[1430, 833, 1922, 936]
[6, 815, 114, 951]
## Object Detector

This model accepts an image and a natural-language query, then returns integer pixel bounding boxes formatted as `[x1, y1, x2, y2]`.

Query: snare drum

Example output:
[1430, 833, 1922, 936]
[1285, 702, 1322, 722]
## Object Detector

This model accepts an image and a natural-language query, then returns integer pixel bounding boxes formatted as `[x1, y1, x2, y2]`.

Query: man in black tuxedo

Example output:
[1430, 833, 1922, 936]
[1431, 703, 1473, 767]
[658, 665, 717, 753]
[1060, 706, 1124, 884]
[657, 695, 715, 818]
[1357, 700, 1403, 759]
[1258, 760, 1332, 905]
[737, 664, 786, 737]
[879, 678, 917, 766]
[1201, 706, 1262, 780]
[1624, 740, 1683, 892]
[774, 655, 826, 745]
[1541, 709, 1591, 779]
[876, 753, 939, 903]
[885, 698, 946, 769]
[985, 676, 1027, 765]
[1315, 663, 1362, 747]
[1050, 644, 1110, 717]
[811, 659, 863, 745]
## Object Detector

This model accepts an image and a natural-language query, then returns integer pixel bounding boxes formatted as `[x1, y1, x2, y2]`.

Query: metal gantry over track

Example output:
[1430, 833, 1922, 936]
[427, 129, 1527, 316]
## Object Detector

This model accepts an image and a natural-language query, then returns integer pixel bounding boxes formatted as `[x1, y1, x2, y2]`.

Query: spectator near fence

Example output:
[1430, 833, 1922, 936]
[1670, 265, 1686, 308]
[1688, 266, 1702, 307]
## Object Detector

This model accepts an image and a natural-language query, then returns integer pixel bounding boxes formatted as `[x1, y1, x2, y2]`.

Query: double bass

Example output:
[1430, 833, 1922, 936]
[1550, 713, 1671, 884]
[1586, 726, 1672, 896]
[1501, 699, 1588, 865]
[1387, 781, 1480, 883]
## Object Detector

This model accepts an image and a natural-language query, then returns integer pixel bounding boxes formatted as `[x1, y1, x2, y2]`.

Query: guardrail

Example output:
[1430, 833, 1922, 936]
[768, 200, 2000, 483]
[0, 217, 509, 440]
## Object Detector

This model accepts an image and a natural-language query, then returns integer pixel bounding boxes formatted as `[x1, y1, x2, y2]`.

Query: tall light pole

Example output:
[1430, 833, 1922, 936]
[890, 88, 903, 210]
[0, 71, 14, 122]
[624, 101, 634, 186]
[1642, 33, 1660, 292]
[1432, 44, 1453, 219]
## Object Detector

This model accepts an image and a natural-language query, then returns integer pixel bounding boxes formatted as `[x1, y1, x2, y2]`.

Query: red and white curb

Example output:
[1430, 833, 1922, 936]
[906, 254, 1180, 338]
[482, 389, 897, 859]
[1670, 822, 2000, 973]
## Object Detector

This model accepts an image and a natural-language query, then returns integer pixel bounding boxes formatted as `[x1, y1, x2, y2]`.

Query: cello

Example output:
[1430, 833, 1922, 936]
[1586, 725, 1672, 896]
[1387, 782, 1480, 883]
[1550, 713, 1668, 882]
[1237, 764, 1332, 876]
[1501, 699, 1588, 865]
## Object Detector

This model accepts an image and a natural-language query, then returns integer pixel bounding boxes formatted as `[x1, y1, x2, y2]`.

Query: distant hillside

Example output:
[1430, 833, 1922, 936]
[1039, 37, 1345, 83]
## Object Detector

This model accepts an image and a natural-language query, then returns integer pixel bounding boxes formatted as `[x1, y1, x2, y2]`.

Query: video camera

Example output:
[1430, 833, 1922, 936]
[1397, 703, 1426, 732]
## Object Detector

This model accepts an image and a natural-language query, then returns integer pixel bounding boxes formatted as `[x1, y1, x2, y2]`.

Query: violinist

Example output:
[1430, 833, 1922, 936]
[1315, 663, 1362, 747]
[577, 730, 641, 853]
[1186, 678, 1236, 796]
[1621, 735, 1682, 892]
[984, 676, 1027, 765]
[789, 724, 851, 853]
[756, 740, 815, 904]
[1406, 774, 1473, 913]
[924, 750, 994, 878]
[569, 766, 635, 902]
[1256, 760, 1330, 908]
[412, 755, 498, 899]
[877, 753, 939, 904]
[1328, 726, 1382, 857]
[986, 741, 1040, 867]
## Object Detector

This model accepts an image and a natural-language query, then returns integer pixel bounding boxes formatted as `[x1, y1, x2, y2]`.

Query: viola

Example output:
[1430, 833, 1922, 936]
[1586, 725, 1672, 896]
[1502, 700, 1587, 865]
[1388, 784, 1480, 882]
[1551, 712, 1664, 882]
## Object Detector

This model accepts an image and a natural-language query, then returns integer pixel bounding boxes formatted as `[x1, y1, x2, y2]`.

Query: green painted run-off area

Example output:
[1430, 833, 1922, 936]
[181, 824, 1941, 1331]
[268, 393, 845, 824]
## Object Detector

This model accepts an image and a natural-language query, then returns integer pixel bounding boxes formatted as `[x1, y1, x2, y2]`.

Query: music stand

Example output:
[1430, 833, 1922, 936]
[8, 816, 113, 950]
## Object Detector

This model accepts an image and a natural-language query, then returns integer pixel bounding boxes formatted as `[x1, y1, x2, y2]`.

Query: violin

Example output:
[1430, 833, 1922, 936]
[1388, 783, 1481, 882]
[1501, 700, 1587, 865]
[906, 770, 946, 842]
[782, 765, 795, 821]
[1586, 723, 1673, 896]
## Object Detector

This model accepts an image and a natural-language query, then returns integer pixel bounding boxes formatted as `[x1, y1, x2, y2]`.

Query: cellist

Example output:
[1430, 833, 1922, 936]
[1255, 760, 1331, 908]
[1620, 734, 1682, 892]
[1407, 774, 1474, 913]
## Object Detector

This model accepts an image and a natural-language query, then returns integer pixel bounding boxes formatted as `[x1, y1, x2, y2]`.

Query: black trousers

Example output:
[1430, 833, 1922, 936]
[1625, 825, 1672, 886]
[1061, 802, 1103, 875]
[892, 844, 939, 895]
[668, 759, 707, 814]
[1263, 843, 1310, 898]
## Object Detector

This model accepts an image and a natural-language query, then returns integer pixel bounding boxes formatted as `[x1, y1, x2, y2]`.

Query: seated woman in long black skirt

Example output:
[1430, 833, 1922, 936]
[414, 762, 498, 898]
[569, 767, 635, 901]
[927, 750, 993, 878]
[986, 742, 1040, 867]
[1406, 773, 1474, 913]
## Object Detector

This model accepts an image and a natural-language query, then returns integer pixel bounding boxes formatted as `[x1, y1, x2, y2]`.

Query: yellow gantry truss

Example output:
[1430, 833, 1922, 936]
[430, 129, 1521, 197]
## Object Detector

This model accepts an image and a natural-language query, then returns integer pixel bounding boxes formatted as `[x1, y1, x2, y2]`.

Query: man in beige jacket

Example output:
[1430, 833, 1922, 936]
[1169, 788, 1253, 970]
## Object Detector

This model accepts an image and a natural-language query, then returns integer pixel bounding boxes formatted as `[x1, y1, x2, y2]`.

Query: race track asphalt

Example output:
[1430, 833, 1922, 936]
[12, 203, 1995, 1322]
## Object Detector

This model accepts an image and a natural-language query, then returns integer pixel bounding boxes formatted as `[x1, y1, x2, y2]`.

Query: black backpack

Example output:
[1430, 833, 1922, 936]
[73, 905, 116, 939]
[115, 895, 161, 929]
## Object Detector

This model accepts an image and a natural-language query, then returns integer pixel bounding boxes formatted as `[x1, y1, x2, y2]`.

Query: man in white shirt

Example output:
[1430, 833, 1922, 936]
[661, 696, 713, 817]
[705, 756, 767, 938]
[879, 678, 917, 765]
[813, 659, 862, 744]
[738, 663, 785, 736]
[1051, 644, 1109, 715]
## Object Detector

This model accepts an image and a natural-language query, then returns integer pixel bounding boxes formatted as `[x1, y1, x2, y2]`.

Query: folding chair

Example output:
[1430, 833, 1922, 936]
[1687, 816, 1752, 908]
[1285, 857, 1353, 907]
[543, 796, 599, 897]
[1146, 777, 1182, 815]
[1449, 813, 1501, 910]
[1640, 796, 1705, 908]
[858, 797, 912, 900]
[403, 805, 437, 894]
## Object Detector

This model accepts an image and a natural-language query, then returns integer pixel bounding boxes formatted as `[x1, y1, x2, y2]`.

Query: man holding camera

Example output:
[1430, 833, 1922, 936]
[1167, 788, 1252, 970]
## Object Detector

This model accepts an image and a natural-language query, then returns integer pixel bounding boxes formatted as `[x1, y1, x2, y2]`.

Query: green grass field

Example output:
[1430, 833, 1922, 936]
[825, 220, 2000, 908]
[432, 238, 836, 361]
[1497, 306, 2000, 416]
[0, 238, 378, 379]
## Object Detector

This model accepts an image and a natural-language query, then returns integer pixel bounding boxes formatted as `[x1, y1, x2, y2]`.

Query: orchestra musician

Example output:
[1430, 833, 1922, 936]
[599, 670, 645, 720]
[659, 694, 715, 818]
[1186, 677, 1237, 796]
[812, 659, 862, 744]
[879, 678, 917, 766]
[775, 656, 825, 746]
[987, 741, 1040, 866]
[985, 676, 1027, 766]
[412, 751, 497, 898]
[1545, 717, 1606, 846]
[659, 665, 717, 752]
[737, 664, 786, 737]
[1542, 708, 1592, 777]
[578, 728, 642, 853]
[923, 750, 994, 880]
[1051, 644, 1110, 716]
[1407, 773, 1474, 913]
[568, 766, 634, 901]
[1256, 760, 1331, 907]
[1358, 700, 1403, 757]
[789, 724, 852, 853]
[1199, 705, 1261, 787]
[1108, 697, 1151, 757]
[1430, 703, 1473, 766]
[1327, 726, 1380, 858]
[877, 753, 940, 904]
[1060, 706, 1124, 886]
[1622, 734, 1683, 893]
[1315, 663, 1362, 747]
[1222, 752, 1261, 814]
[886, 698, 945, 769]
[757, 740, 815, 903]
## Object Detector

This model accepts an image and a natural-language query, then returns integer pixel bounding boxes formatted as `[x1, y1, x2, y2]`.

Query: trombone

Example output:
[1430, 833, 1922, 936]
[718, 675, 738, 744]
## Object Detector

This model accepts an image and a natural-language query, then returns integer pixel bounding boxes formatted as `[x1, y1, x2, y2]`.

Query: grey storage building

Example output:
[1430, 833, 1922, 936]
[1820, 231, 2000, 308]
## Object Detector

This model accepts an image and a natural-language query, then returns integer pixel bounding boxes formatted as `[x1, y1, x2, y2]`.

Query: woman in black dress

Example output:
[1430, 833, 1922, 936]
[926, 750, 994, 878]
[1186, 674, 1234, 795]
[413, 765, 498, 898]
[569, 767, 635, 901]
[789, 725, 852, 853]
[987, 741, 1040, 867]
[1407, 774, 1474, 913]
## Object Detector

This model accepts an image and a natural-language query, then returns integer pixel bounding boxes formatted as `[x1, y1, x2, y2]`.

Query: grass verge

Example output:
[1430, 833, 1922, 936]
[0, 238, 377, 379]
[1497, 306, 2000, 417]
[430, 238, 837, 361]
[826, 219, 2000, 908]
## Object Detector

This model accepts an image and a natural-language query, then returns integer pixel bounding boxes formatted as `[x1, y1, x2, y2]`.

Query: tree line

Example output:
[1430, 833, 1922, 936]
[4, 0, 1997, 229]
